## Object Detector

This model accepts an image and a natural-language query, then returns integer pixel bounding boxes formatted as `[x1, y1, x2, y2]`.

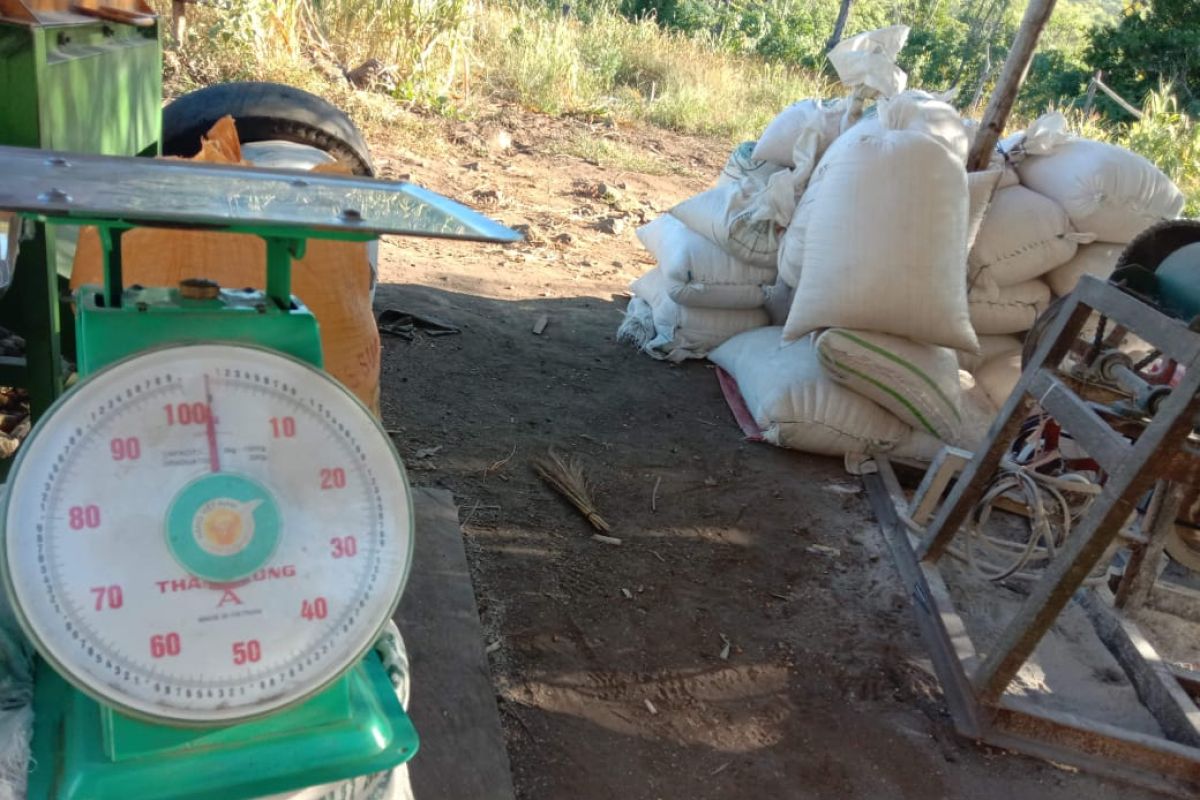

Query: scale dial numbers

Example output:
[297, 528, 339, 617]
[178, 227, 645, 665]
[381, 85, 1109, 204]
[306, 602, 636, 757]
[2, 344, 413, 725]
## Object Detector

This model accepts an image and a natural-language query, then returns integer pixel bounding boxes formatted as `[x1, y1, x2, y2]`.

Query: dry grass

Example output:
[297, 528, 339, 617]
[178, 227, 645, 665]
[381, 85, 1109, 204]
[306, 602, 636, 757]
[161, 0, 831, 142]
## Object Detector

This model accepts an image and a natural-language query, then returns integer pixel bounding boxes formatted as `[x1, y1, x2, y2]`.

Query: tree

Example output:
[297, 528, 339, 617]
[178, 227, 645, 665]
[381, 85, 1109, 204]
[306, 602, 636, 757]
[1086, 0, 1200, 117]
[825, 0, 855, 50]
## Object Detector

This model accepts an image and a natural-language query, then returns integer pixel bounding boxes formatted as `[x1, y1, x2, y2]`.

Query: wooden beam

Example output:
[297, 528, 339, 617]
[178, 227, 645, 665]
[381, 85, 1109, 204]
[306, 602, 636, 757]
[863, 471, 985, 737]
[1078, 589, 1200, 748]
[1115, 481, 1184, 610]
[966, 0, 1060, 171]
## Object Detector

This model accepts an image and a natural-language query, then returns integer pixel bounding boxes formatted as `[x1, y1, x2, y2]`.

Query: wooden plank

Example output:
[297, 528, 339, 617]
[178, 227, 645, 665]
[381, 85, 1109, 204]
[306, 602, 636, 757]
[1094, 74, 1145, 119]
[908, 447, 972, 527]
[1116, 481, 1184, 610]
[1077, 589, 1200, 747]
[991, 698, 1200, 797]
[863, 472, 984, 737]
[397, 488, 517, 800]
[965, 0, 1060, 171]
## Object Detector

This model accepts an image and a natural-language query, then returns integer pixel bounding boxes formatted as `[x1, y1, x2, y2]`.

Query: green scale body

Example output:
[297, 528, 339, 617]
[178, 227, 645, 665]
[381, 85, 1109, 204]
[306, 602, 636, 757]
[32, 236, 417, 799]
[0, 143, 517, 800]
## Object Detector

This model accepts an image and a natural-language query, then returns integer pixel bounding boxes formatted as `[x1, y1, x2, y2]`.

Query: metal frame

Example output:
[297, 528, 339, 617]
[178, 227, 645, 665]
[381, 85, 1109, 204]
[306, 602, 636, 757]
[865, 275, 1200, 797]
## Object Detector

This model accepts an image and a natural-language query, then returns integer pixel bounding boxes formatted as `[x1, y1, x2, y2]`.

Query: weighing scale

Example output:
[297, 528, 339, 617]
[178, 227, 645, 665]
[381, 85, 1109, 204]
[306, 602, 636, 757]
[0, 144, 520, 798]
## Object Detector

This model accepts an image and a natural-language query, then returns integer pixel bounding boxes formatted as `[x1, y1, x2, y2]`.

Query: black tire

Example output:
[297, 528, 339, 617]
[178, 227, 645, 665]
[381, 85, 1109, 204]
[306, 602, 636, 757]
[162, 81, 375, 176]
[1116, 218, 1200, 273]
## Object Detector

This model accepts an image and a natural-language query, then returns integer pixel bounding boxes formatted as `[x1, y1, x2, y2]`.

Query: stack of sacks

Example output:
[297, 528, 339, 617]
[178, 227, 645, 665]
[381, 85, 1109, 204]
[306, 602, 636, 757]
[617, 95, 846, 360]
[616, 26, 909, 361]
[962, 112, 1186, 405]
[616, 215, 772, 362]
[619, 29, 1186, 463]
[714, 29, 1000, 461]
[1002, 113, 1183, 304]
[718, 69, 1000, 460]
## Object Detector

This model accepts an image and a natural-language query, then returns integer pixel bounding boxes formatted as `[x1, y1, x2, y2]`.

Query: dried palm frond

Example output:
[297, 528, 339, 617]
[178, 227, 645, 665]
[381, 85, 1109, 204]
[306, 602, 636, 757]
[531, 448, 610, 532]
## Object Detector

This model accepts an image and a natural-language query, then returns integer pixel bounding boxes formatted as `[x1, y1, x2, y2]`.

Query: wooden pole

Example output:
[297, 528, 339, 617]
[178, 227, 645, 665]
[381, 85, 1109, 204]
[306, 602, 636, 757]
[965, 0, 1059, 171]
[1082, 69, 1101, 116]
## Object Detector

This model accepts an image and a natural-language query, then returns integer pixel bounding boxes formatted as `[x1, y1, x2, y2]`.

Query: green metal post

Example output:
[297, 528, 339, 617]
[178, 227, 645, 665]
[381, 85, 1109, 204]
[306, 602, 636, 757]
[100, 227, 125, 309]
[264, 237, 305, 309]
[0, 223, 63, 481]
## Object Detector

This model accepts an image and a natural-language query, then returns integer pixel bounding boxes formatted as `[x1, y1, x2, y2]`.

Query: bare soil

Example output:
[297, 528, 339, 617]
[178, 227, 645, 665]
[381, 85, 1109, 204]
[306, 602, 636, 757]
[369, 107, 1159, 800]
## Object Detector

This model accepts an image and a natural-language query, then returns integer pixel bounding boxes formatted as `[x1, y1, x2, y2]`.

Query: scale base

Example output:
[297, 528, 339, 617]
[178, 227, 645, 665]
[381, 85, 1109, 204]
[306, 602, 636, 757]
[29, 652, 418, 800]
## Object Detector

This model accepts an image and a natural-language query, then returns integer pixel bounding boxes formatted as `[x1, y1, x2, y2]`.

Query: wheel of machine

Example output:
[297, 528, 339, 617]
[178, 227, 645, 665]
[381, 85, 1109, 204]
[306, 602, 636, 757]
[162, 81, 375, 176]
[1021, 219, 1200, 370]
[1116, 218, 1200, 276]
[1166, 524, 1200, 573]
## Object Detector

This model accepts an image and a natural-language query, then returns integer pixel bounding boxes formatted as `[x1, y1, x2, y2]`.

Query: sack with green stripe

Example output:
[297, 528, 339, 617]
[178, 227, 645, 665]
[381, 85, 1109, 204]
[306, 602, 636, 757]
[815, 328, 964, 442]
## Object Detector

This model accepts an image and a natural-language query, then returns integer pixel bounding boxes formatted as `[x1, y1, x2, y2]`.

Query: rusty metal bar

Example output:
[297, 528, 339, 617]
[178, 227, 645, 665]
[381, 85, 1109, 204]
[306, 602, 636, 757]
[972, 363, 1200, 703]
[1076, 277, 1200, 365]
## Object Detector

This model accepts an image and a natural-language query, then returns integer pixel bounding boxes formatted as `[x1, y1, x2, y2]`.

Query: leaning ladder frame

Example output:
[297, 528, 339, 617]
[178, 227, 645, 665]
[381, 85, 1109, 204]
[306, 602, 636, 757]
[864, 275, 1200, 797]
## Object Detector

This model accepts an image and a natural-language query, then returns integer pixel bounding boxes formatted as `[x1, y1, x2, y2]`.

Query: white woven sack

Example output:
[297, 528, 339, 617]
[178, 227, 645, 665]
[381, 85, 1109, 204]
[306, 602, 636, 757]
[957, 370, 1000, 449]
[764, 274, 794, 326]
[966, 167, 1003, 250]
[620, 268, 768, 361]
[778, 115, 887, 289]
[1045, 242, 1124, 297]
[718, 141, 786, 189]
[827, 25, 910, 98]
[670, 180, 787, 268]
[956, 333, 1022, 373]
[709, 327, 910, 455]
[1017, 138, 1184, 244]
[975, 352, 1023, 408]
[752, 100, 844, 170]
[777, 188, 814, 288]
[783, 128, 977, 352]
[969, 185, 1092, 287]
[878, 369, 1001, 460]
[969, 278, 1051, 335]
[815, 328, 964, 442]
[637, 216, 773, 309]
[877, 90, 969, 164]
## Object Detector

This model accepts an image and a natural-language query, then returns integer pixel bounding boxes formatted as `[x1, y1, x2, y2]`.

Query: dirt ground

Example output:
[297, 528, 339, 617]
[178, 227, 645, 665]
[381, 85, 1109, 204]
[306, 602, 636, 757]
[368, 108, 1160, 800]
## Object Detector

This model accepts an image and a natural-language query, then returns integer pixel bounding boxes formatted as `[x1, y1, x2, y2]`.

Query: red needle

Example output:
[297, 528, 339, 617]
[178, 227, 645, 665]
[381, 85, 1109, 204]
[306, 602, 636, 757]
[204, 375, 220, 473]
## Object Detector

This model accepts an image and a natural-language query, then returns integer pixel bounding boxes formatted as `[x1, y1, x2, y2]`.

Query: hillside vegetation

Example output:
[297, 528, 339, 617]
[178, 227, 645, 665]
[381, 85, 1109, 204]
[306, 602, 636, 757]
[161, 0, 1199, 211]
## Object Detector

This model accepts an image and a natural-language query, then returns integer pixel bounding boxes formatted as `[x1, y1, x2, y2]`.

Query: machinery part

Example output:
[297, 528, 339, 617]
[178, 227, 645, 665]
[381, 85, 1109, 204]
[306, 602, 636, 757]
[1165, 523, 1200, 573]
[1111, 218, 1200, 323]
[1, 343, 414, 724]
[162, 82, 375, 176]
[1095, 349, 1173, 415]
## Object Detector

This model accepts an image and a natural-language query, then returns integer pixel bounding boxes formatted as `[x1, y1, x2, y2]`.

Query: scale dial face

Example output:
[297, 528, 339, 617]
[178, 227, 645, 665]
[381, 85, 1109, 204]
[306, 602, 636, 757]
[1, 344, 413, 724]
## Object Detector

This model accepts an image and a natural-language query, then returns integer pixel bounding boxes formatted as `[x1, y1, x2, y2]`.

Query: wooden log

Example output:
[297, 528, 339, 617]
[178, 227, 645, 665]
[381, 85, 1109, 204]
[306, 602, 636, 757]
[965, 0, 1060, 171]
